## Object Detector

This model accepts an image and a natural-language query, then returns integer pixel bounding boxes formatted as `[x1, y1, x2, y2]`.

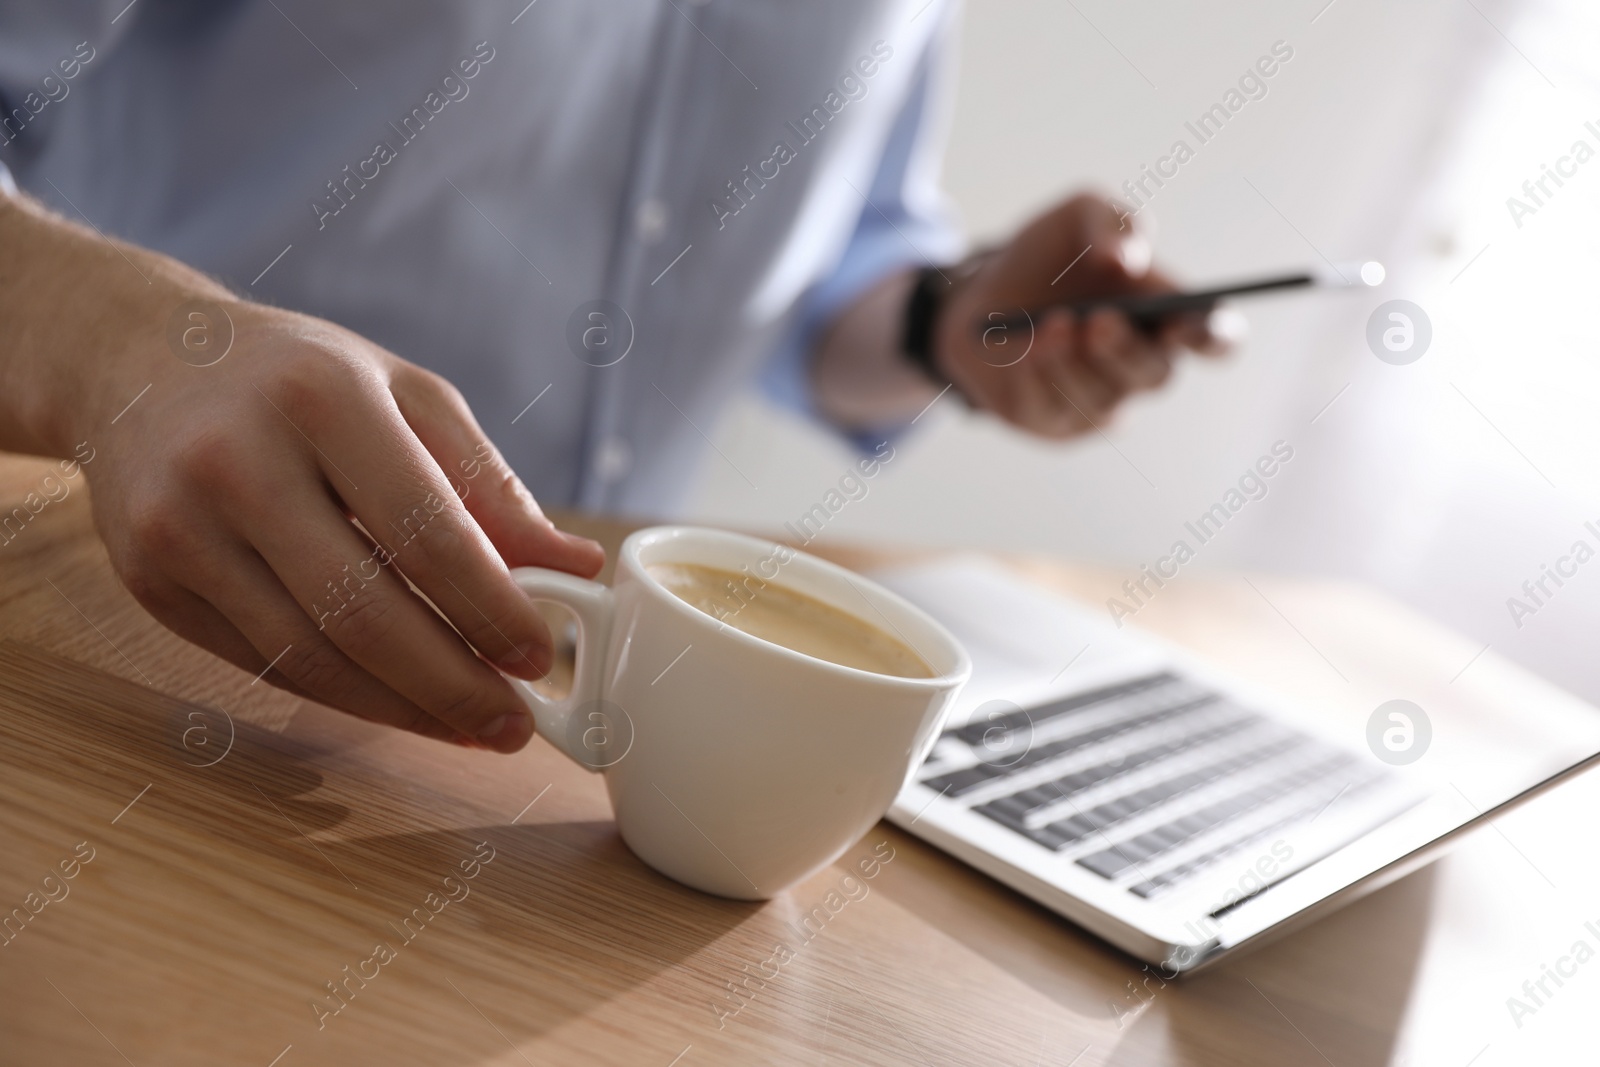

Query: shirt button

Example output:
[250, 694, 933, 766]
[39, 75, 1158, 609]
[593, 436, 633, 483]
[634, 198, 669, 245]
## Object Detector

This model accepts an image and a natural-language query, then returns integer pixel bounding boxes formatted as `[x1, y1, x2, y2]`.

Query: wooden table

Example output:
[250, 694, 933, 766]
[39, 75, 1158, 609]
[2, 452, 1595, 1066]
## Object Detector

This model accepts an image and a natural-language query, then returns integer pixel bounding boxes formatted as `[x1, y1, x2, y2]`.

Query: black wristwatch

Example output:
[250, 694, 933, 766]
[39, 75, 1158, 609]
[901, 253, 993, 385]
[900, 265, 951, 384]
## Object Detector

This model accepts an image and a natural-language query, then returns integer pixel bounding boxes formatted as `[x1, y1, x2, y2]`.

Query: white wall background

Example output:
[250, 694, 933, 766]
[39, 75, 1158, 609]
[681, 0, 1600, 705]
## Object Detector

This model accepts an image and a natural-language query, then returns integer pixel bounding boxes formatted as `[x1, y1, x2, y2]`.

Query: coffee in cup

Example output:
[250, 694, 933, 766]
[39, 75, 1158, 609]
[647, 562, 933, 679]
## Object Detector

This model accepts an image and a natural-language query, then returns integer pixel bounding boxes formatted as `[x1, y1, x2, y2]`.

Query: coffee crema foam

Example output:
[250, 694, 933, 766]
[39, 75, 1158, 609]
[648, 562, 933, 679]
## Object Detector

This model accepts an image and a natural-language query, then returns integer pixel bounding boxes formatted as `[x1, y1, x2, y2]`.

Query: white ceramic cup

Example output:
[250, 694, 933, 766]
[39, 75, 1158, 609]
[506, 526, 970, 899]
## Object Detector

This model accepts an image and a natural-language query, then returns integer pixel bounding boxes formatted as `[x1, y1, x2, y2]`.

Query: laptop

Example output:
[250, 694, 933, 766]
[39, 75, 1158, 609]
[872, 556, 1600, 973]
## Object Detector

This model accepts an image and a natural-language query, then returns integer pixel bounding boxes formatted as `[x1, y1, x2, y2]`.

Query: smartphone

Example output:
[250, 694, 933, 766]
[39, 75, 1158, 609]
[983, 262, 1384, 334]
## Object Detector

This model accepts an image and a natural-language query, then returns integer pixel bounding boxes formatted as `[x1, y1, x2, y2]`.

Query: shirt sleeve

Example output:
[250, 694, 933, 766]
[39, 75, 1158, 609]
[759, 4, 965, 447]
[0, 0, 133, 90]
[0, 1, 136, 158]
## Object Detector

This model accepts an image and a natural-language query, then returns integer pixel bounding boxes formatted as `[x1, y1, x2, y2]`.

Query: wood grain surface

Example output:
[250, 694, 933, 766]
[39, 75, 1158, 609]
[2, 453, 1597, 1066]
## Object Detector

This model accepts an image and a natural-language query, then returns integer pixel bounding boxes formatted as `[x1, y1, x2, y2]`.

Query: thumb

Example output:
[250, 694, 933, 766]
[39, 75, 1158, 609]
[457, 444, 606, 577]
[390, 368, 606, 578]
[1077, 196, 1152, 281]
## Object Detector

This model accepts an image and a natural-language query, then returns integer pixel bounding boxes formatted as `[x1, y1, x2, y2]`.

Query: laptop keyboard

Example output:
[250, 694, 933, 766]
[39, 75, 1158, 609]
[914, 671, 1399, 899]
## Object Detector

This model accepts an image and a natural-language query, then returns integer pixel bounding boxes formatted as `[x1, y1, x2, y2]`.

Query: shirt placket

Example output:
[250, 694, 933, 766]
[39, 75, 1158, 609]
[577, 2, 706, 511]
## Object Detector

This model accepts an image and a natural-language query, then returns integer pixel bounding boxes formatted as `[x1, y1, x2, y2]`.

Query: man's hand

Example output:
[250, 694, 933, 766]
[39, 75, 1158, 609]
[934, 194, 1234, 438]
[0, 192, 601, 752]
[810, 193, 1237, 436]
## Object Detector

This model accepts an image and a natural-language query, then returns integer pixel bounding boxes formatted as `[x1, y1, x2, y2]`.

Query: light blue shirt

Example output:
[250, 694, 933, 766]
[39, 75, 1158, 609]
[0, 0, 962, 514]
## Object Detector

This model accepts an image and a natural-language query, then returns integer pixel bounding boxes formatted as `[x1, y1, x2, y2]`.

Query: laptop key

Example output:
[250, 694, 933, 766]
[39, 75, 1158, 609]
[921, 693, 1223, 797]
[1074, 752, 1358, 879]
[974, 736, 1299, 849]
[1125, 768, 1388, 898]
[971, 716, 1259, 821]
[949, 672, 1182, 745]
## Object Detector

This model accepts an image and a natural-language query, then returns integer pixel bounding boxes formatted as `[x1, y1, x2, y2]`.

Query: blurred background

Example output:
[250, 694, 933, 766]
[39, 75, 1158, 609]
[682, 0, 1600, 707]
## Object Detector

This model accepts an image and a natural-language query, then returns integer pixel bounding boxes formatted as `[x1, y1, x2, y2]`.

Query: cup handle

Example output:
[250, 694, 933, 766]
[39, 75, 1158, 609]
[507, 566, 616, 771]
